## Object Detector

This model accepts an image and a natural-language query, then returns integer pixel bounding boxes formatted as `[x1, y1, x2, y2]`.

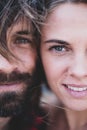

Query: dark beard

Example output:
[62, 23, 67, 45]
[0, 92, 25, 117]
[0, 70, 36, 117]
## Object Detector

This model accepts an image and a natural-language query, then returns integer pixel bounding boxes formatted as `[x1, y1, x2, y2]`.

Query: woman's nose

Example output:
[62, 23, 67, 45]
[68, 54, 87, 79]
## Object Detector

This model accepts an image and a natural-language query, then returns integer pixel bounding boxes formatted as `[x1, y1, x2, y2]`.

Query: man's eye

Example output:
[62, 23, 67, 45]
[15, 37, 32, 44]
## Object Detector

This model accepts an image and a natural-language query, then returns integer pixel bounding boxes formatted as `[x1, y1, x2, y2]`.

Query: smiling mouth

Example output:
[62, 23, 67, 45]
[64, 85, 87, 92]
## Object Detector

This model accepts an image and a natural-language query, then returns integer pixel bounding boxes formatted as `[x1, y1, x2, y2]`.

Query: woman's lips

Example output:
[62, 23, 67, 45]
[64, 84, 87, 92]
[63, 84, 87, 98]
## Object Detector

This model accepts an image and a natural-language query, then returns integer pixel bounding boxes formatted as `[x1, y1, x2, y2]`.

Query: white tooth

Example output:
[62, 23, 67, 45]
[68, 86, 71, 89]
[83, 87, 87, 90]
[79, 88, 83, 91]
[78, 88, 82, 91]
[82, 88, 85, 91]
[67, 86, 87, 92]
[73, 87, 77, 91]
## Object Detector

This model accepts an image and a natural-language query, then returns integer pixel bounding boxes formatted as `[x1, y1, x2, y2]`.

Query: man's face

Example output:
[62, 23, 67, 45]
[0, 17, 37, 117]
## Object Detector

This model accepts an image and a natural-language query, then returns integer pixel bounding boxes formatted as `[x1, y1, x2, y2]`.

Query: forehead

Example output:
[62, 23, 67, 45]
[7, 16, 33, 36]
[42, 3, 87, 39]
[46, 3, 87, 26]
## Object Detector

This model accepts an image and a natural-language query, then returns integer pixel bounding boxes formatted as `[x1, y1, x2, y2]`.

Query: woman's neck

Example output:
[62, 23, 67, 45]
[47, 106, 87, 130]
[65, 109, 87, 130]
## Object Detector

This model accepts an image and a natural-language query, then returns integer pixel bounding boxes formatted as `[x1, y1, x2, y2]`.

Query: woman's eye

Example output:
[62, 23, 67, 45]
[49, 45, 68, 52]
[48, 45, 71, 56]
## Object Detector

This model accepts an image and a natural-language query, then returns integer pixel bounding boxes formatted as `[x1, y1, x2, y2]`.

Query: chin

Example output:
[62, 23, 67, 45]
[0, 90, 27, 117]
[65, 102, 87, 112]
[0, 102, 24, 117]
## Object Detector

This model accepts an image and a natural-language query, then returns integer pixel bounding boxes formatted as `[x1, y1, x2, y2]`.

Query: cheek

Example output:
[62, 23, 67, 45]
[41, 54, 71, 85]
[22, 55, 37, 71]
[42, 56, 66, 74]
[17, 50, 37, 72]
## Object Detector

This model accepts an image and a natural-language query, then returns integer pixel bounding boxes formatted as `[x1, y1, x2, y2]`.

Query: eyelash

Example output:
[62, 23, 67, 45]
[14, 37, 32, 45]
[49, 45, 69, 53]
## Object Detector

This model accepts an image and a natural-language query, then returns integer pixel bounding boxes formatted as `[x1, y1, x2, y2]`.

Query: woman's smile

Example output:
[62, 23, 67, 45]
[63, 84, 87, 98]
[41, 3, 87, 111]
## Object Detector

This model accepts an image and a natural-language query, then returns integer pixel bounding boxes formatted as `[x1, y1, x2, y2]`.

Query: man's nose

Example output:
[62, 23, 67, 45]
[0, 55, 18, 73]
[68, 54, 87, 79]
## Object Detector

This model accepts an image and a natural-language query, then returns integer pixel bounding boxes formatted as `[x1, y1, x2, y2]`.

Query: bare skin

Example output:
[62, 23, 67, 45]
[41, 3, 87, 130]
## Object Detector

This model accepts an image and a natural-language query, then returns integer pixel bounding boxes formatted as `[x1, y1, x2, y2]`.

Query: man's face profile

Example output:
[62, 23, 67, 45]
[0, 17, 37, 117]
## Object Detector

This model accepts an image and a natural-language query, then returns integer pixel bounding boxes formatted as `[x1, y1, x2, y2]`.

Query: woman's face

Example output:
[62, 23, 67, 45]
[40, 3, 87, 111]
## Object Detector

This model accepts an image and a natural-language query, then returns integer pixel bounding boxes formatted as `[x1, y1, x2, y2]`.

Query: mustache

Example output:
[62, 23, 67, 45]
[0, 71, 32, 84]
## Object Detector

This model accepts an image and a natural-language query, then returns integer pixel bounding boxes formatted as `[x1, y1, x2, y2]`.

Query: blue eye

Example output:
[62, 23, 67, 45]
[15, 37, 32, 44]
[49, 45, 67, 52]
[48, 45, 71, 56]
[54, 46, 65, 51]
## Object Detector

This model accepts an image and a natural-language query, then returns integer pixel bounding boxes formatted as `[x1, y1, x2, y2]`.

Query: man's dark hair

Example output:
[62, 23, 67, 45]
[0, 0, 44, 129]
[0, 0, 42, 60]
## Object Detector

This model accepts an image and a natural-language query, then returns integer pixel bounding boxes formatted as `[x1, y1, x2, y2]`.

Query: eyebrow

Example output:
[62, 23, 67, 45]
[16, 30, 31, 35]
[44, 39, 69, 45]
